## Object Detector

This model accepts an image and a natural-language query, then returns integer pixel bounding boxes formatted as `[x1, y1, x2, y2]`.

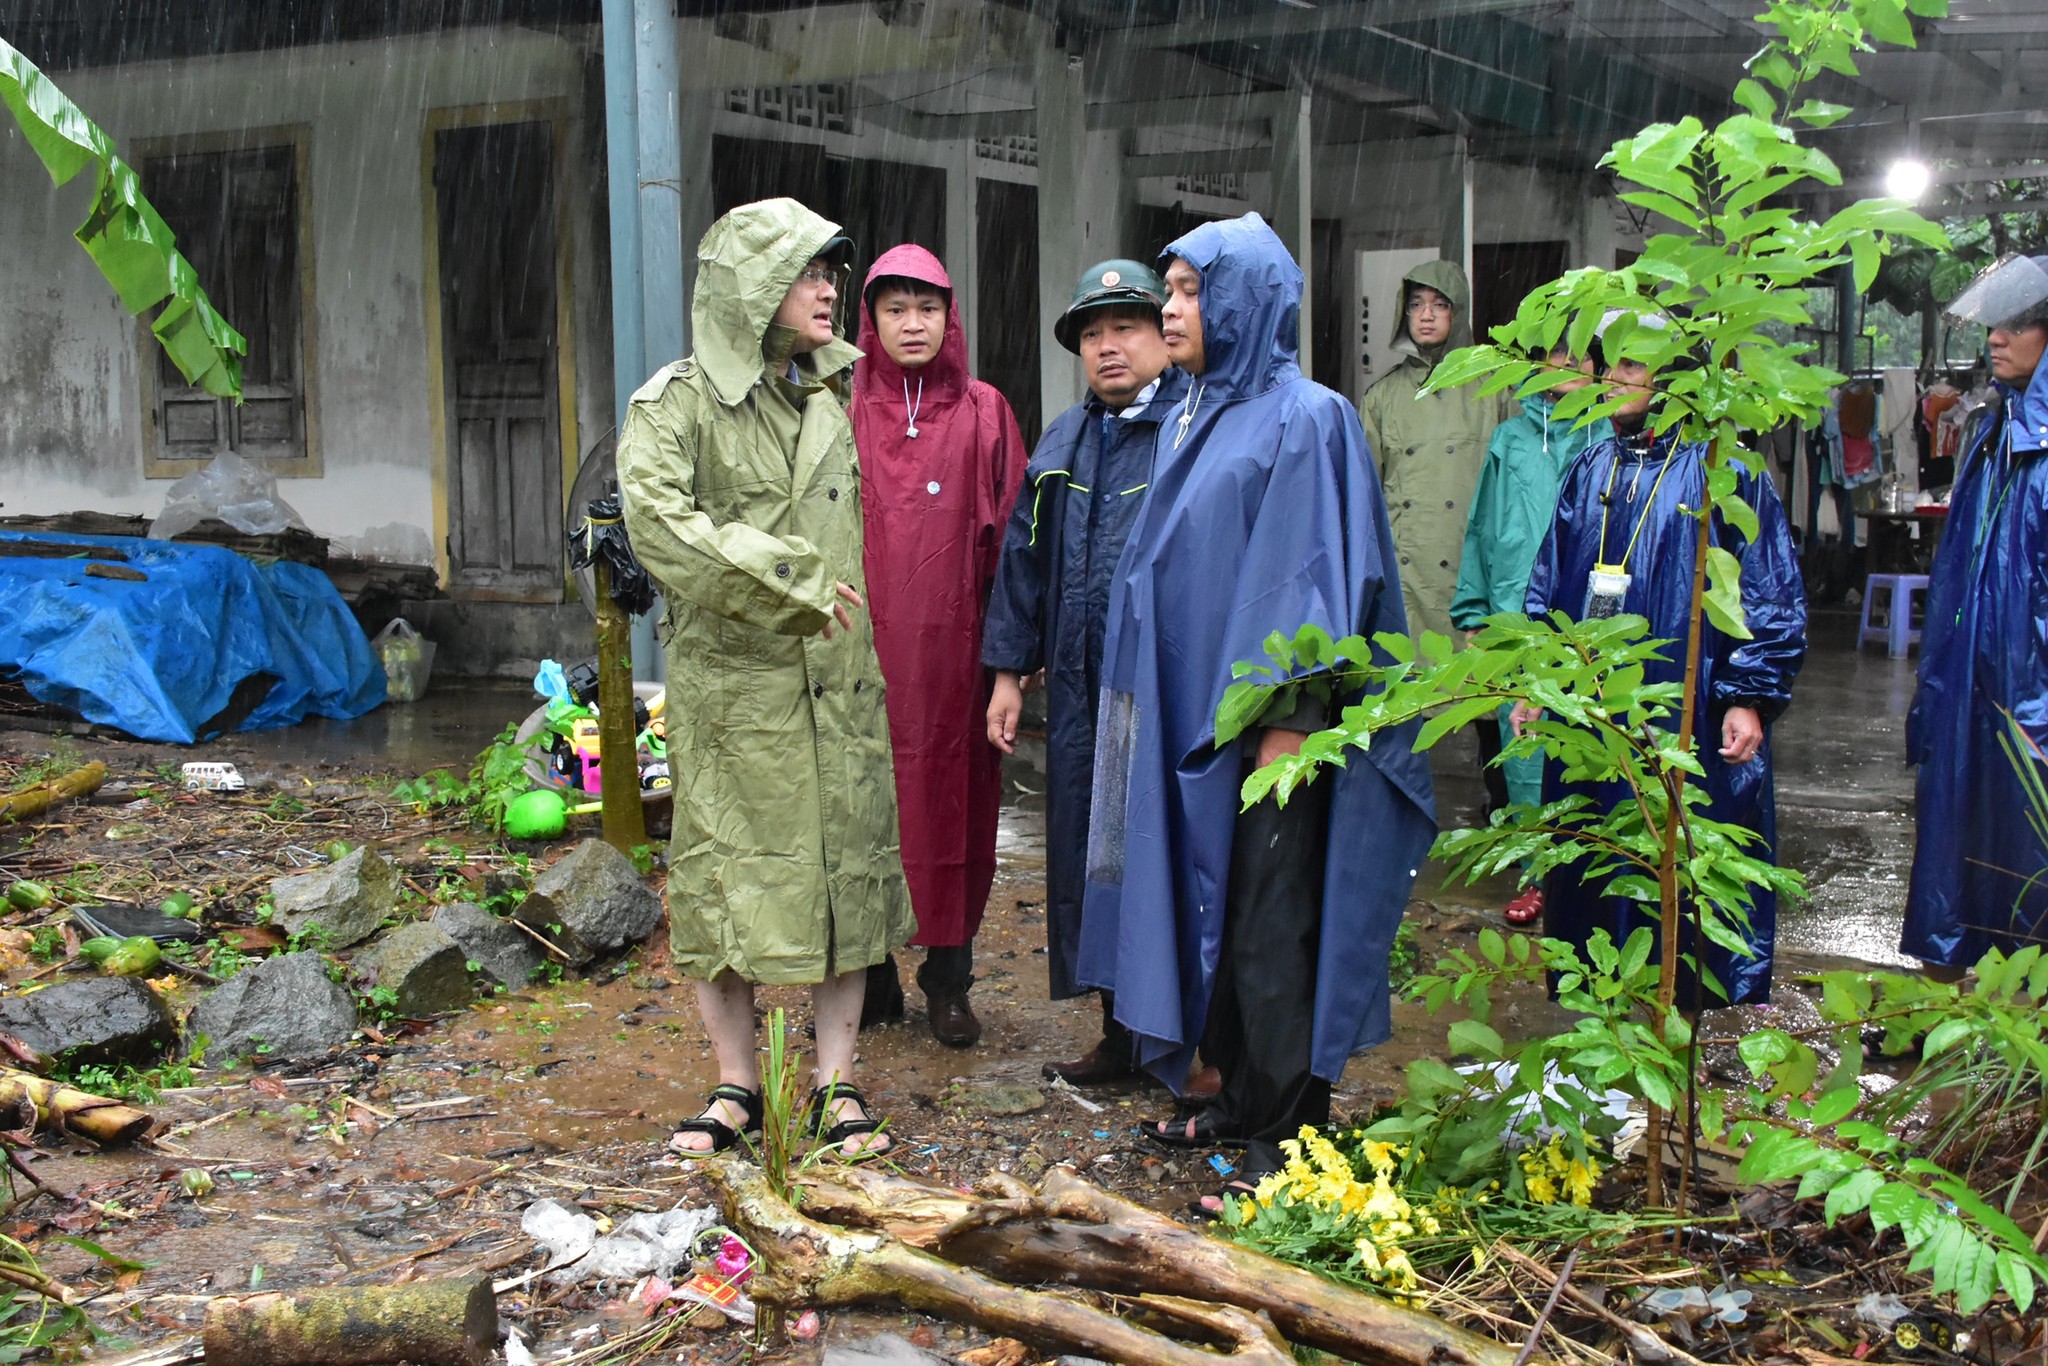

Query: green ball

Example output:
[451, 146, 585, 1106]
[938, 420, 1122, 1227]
[504, 789, 568, 840]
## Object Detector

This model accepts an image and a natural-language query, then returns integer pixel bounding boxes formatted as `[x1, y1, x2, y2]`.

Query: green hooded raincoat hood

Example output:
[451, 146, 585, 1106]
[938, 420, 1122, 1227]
[1357, 258, 1504, 643]
[1451, 390, 1613, 628]
[616, 197, 914, 985]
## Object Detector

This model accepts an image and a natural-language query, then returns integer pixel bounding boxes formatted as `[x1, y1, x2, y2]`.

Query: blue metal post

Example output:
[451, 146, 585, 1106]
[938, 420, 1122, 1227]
[601, 0, 644, 425]
[635, 0, 685, 372]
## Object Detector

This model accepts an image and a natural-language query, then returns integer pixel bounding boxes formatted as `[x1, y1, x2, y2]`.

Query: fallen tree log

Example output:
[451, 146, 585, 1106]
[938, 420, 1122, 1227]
[0, 1067, 152, 1145]
[0, 761, 107, 823]
[793, 1163, 1518, 1366]
[707, 1159, 1296, 1366]
[201, 1277, 497, 1366]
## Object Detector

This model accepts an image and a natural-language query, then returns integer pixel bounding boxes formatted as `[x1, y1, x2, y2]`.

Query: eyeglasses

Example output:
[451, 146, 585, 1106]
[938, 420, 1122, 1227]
[795, 266, 837, 287]
[1406, 297, 1452, 316]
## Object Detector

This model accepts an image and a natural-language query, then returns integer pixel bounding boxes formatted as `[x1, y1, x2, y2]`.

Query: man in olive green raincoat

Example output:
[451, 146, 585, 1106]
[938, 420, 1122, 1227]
[618, 197, 914, 1160]
[1357, 259, 1502, 647]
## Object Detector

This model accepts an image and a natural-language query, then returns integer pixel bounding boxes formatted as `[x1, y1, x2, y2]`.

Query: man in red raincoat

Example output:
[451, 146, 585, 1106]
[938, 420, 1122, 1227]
[850, 245, 1027, 1047]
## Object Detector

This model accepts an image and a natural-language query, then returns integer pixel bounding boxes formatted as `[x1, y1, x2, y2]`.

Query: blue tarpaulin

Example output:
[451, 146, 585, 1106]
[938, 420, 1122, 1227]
[0, 530, 386, 743]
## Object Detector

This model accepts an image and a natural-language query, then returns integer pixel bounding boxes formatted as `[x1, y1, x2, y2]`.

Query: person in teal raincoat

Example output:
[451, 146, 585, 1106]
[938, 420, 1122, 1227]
[1450, 346, 1609, 924]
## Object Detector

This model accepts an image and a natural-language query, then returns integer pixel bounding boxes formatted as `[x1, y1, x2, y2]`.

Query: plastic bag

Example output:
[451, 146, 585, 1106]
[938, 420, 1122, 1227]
[371, 618, 436, 703]
[568, 492, 656, 617]
[149, 451, 309, 540]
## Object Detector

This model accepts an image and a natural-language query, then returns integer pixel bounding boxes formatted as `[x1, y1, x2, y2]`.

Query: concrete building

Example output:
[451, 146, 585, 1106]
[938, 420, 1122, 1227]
[3, 0, 2041, 674]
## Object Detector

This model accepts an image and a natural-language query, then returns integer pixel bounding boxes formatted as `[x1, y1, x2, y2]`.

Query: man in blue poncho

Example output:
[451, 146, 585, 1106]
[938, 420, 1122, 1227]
[1520, 331, 1806, 1006]
[1904, 254, 2048, 969]
[983, 259, 1187, 1086]
[1077, 213, 1436, 1196]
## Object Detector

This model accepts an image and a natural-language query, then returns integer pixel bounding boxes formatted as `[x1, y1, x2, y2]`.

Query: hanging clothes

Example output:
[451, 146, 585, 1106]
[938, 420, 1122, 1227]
[850, 245, 1027, 948]
[1903, 362, 2048, 965]
[1524, 429, 1807, 1007]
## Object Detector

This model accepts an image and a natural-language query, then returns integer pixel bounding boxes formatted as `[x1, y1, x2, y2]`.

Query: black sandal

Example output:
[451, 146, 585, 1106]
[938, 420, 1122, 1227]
[1146, 1102, 1249, 1151]
[808, 1082, 891, 1159]
[666, 1084, 762, 1156]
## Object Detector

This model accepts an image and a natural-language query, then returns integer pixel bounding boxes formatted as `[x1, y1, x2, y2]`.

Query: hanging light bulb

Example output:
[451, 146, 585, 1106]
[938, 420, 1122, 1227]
[1884, 158, 1933, 203]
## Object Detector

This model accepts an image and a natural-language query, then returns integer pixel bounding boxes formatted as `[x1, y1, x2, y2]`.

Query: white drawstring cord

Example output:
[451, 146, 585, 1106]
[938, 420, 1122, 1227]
[903, 378, 924, 438]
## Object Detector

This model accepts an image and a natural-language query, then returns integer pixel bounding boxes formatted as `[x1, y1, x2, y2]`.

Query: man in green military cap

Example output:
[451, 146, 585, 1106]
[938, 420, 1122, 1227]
[984, 259, 1188, 1086]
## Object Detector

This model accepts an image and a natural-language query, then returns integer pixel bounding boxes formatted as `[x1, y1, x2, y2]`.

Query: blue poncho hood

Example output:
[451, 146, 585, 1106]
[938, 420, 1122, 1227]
[1168, 213, 1303, 401]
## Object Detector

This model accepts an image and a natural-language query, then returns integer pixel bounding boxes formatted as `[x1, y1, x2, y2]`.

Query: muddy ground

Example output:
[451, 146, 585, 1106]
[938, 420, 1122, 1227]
[0, 619, 2000, 1364]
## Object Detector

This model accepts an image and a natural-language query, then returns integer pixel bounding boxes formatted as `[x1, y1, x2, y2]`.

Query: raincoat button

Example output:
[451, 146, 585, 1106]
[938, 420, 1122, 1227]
[1445, 500, 1454, 509]
[1439, 559, 1450, 569]
[812, 684, 824, 698]
[775, 563, 790, 578]
[828, 488, 840, 500]
[1446, 444, 1455, 454]
[1405, 446, 1416, 456]
[1400, 555, 1410, 565]
[854, 679, 864, 693]
[1403, 500, 1412, 509]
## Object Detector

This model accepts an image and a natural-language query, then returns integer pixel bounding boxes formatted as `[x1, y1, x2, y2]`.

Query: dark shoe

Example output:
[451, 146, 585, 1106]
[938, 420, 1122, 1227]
[1184, 1064, 1221, 1100]
[666, 1083, 762, 1157]
[808, 1082, 892, 1159]
[1146, 1102, 1249, 1151]
[861, 957, 906, 1030]
[1043, 1037, 1139, 1086]
[927, 992, 982, 1048]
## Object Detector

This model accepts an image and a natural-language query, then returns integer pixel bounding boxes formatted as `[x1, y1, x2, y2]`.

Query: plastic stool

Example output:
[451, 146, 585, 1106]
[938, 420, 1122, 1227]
[1858, 573, 1929, 657]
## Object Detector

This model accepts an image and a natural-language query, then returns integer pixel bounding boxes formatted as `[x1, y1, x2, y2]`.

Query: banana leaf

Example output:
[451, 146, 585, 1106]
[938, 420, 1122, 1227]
[1, 36, 245, 399]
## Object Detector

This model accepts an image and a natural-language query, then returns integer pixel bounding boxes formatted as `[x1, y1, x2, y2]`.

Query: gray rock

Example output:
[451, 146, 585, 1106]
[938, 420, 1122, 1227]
[515, 840, 660, 965]
[359, 922, 474, 1017]
[820, 1335, 952, 1366]
[964, 1082, 1045, 1117]
[0, 978, 176, 1067]
[433, 902, 541, 988]
[271, 848, 397, 949]
[187, 952, 356, 1063]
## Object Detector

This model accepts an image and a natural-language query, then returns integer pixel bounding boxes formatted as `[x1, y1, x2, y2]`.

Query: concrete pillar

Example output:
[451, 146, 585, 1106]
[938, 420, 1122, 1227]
[1078, 127, 1129, 266]
[947, 135, 979, 373]
[1035, 41, 1086, 425]
[675, 83, 717, 343]
[1270, 87, 1314, 376]
[1576, 173, 1617, 270]
[1438, 134, 1474, 286]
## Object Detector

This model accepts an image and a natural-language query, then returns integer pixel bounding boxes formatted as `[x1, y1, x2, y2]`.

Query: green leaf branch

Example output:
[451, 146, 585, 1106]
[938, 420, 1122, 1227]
[1, 36, 246, 397]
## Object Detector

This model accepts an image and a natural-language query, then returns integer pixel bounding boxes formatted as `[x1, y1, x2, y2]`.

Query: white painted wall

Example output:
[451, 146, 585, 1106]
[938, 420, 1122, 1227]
[0, 28, 606, 545]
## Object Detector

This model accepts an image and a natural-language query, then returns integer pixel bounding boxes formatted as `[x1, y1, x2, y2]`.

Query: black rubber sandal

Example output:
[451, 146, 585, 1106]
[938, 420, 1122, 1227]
[666, 1084, 763, 1157]
[808, 1082, 891, 1159]
[1146, 1102, 1250, 1151]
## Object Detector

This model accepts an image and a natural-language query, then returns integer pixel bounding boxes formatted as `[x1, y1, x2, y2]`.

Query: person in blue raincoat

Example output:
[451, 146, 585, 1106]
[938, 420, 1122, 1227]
[1519, 337, 1806, 1007]
[1452, 346, 1610, 926]
[982, 260, 1187, 1087]
[1903, 254, 2048, 969]
[1077, 213, 1436, 1196]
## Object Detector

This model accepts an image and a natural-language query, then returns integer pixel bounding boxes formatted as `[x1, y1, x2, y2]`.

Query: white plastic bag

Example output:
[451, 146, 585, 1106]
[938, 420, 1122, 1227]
[371, 618, 436, 703]
[149, 451, 309, 540]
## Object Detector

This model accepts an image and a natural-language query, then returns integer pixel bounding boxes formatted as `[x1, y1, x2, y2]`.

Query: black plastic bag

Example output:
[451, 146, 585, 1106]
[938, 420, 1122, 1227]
[569, 490, 656, 617]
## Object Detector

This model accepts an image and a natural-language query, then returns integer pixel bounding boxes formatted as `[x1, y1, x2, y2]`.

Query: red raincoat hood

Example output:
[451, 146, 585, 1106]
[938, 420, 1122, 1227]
[854, 244, 970, 405]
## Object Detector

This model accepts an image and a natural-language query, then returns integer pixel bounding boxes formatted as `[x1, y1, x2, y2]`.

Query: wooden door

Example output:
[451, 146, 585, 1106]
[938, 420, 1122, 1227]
[436, 121, 563, 599]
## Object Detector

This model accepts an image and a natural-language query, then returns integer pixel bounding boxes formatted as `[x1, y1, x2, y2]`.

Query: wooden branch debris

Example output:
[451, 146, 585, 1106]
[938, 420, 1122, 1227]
[1, 761, 108, 823]
[709, 1160, 1519, 1366]
[797, 1163, 1518, 1366]
[708, 1159, 1298, 1366]
[0, 1067, 153, 1145]
[201, 1277, 497, 1366]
